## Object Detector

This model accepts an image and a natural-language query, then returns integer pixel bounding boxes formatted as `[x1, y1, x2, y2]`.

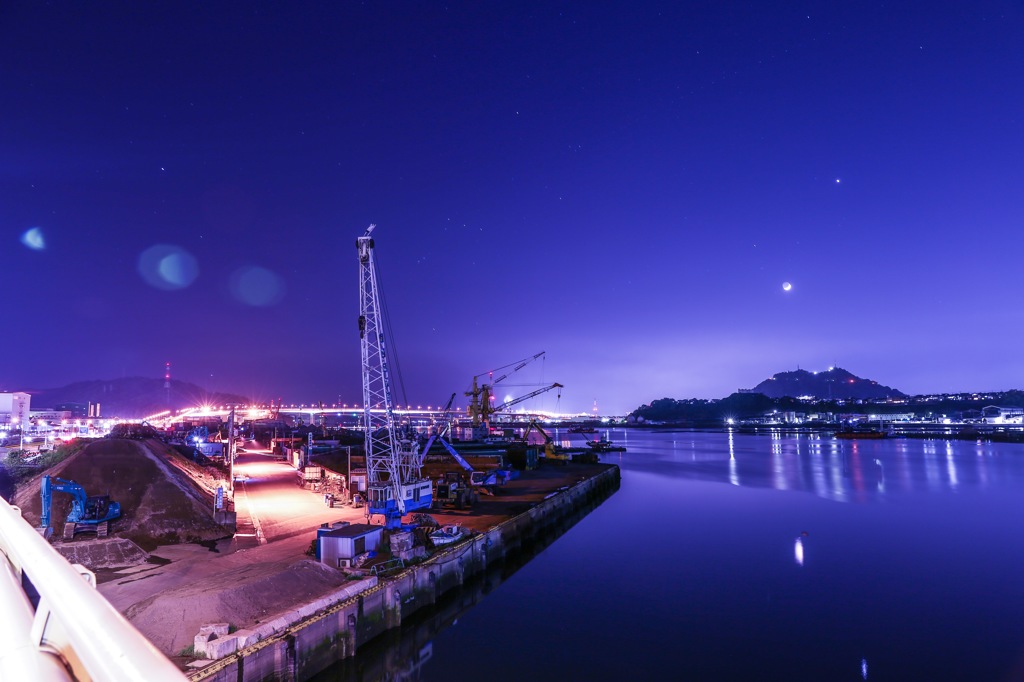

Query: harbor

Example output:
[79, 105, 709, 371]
[5, 424, 622, 678]
[305, 428, 1024, 681]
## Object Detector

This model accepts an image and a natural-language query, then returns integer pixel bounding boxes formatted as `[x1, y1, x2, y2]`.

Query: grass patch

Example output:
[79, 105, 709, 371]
[6, 439, 88, 482]
[178, 645, 196, 657]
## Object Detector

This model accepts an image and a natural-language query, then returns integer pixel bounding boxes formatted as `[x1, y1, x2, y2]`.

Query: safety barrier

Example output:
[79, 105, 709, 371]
[0, 497, 186, 682]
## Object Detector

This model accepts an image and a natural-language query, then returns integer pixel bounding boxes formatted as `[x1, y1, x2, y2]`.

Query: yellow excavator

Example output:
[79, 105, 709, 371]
[523, 419, 570, 465]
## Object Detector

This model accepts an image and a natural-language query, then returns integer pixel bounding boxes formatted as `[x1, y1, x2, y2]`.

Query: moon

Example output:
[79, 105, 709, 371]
[782, 282, 792, 292]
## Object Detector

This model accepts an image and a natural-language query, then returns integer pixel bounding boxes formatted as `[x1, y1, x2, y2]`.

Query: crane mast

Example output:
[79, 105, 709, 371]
[357, 225, 432, 528]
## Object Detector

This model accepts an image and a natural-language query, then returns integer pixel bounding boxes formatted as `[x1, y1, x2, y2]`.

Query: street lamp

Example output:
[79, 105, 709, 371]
[11, 417, 23, 450]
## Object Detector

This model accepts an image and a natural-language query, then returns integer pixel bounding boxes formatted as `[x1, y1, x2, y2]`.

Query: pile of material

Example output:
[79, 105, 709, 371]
[14, 438, 230, 552]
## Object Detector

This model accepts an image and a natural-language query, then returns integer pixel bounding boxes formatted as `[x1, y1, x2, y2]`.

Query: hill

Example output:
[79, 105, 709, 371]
[747, 366, 905, 400]
[18, 377, 251, 418]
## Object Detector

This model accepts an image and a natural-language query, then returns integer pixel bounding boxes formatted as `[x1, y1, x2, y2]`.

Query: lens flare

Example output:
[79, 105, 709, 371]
[138, 244, 199, 290]
[21, 227, 45, 250]
[230, 265, 285, 306]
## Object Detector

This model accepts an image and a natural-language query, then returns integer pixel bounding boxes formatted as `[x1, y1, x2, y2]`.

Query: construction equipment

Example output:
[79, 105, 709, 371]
[422, 394, 474, 469]
[465, 352, 546, 435]
[437, 476, 476, 508]
[188, 425, 209, 446]
[357, 225, 432, 529]
[524, 419, 556, 455]
[523, 419, 570, 464]
[434, 471, 477, 510]
[482, 382, 564, 437]
[40, 475, 121, 540]
[423, 393, 508, 500]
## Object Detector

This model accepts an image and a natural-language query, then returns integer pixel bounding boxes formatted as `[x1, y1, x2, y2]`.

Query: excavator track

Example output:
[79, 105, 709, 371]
[63, 523, 76, 541]
[97, 521, 109, 538]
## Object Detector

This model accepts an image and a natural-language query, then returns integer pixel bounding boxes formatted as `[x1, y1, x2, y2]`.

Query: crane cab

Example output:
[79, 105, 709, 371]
[367, 480, 433, 524]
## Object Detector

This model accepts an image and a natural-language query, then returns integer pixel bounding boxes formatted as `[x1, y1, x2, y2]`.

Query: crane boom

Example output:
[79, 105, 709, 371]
[490, 382, 563, 414]
[466, 351, 547, 428]
[478, 351, 546, 385]
[420, 393, 456, 456]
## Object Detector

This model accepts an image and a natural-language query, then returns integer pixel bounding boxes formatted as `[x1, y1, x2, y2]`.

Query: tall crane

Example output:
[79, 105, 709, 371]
[466, 351, 546, 430]
[357, 225, 432, 529]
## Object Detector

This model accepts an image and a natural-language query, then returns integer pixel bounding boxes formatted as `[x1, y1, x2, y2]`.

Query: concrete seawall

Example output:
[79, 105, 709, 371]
[189, 464, 620, 682]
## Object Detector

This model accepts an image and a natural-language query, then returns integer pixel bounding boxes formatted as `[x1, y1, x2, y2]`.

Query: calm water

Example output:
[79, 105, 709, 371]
[329, 429, 1024, 681]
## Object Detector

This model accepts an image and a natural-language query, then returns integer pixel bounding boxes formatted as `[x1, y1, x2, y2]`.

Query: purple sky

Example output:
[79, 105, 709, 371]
[2, 2, 1022, 414]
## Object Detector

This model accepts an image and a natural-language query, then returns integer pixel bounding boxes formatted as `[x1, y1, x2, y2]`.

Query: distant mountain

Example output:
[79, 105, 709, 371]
[18, 377, 251, 418]
[747, 367, 905, 400]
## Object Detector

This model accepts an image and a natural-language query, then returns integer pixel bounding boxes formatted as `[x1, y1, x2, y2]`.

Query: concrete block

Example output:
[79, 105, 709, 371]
[265, 616, 291, 633]
[194, 633, 213, 657]
[233, 629, 261, 648]
[199, 623, 230, 638]
[205, 635, 239, 659]
[296, 603, 318, 620]
[251, 622, 277, 641]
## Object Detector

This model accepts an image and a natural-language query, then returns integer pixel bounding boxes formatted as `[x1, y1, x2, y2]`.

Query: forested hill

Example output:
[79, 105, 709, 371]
[747, 367, 905, 400]
[631, 390, 1024, 424]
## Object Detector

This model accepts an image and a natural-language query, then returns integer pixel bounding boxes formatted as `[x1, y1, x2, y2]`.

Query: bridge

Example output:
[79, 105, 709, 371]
[150, 403, 606, 427]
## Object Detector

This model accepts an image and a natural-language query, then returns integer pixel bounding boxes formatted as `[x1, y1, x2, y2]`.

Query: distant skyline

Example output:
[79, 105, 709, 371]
[3, 2, 1023, 413]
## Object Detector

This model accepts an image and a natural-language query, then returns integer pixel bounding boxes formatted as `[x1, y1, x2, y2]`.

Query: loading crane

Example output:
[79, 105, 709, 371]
[421, 394, 473, 469]
[358, 225, 433, 529]
[465, 351, 545, 431]
[523, 418, 561, 461]
[422, 393, 507, 503]
[487, 382, 563, 426]
[40, 475, 121, 540]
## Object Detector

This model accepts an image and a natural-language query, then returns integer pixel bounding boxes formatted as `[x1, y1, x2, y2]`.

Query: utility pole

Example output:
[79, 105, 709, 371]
[227, 407, 236, 495]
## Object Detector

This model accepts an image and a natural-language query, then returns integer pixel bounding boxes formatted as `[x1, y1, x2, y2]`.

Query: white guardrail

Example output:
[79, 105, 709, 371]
[0, 497, 186, 681]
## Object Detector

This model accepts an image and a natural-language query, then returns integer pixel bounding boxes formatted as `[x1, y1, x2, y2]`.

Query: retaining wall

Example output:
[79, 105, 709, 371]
[189, 464, 620, 682]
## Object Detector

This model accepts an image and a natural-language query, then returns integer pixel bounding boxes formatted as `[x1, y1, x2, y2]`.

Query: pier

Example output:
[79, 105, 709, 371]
[188, 464, 619, 681]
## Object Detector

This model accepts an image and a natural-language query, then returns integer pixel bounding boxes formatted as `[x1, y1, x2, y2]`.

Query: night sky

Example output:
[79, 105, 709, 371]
[3, 2, 1022, 414]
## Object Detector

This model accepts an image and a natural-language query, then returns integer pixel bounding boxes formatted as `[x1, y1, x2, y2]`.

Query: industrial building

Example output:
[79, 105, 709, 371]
[0, 392, 30, 429]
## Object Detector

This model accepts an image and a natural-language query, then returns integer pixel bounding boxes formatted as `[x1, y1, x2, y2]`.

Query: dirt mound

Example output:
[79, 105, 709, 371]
[13, 439, 230, 552]
[123, 559, 349, 654]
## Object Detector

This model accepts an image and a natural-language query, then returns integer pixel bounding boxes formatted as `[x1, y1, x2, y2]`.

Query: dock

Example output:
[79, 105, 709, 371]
[186, 462, 620, 681]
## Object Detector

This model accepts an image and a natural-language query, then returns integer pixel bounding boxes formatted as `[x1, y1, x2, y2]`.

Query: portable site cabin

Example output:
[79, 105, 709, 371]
[318, 522, 383, 568]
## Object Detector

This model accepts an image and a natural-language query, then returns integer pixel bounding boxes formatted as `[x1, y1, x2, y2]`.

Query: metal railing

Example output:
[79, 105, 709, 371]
[0, 497, 186, 682]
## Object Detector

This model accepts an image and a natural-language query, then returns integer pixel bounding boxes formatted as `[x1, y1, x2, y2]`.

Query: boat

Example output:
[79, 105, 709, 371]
[429, 524, 466, 546]
[834, 428, 888, 440]
[568, 425, 597, 434]
[585, 436, 626, 452]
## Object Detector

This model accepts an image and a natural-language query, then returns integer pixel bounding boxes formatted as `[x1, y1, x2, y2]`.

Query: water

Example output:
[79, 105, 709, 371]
[325, 429, 1024, 681]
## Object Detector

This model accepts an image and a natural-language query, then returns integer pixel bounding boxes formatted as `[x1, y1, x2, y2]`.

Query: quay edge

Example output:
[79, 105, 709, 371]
[188, 464, 621, 682]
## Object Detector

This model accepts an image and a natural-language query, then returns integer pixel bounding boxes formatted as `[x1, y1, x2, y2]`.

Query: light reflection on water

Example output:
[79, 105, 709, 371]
[326, 428, 1024, 682]
[617, 428, 1013, 503]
